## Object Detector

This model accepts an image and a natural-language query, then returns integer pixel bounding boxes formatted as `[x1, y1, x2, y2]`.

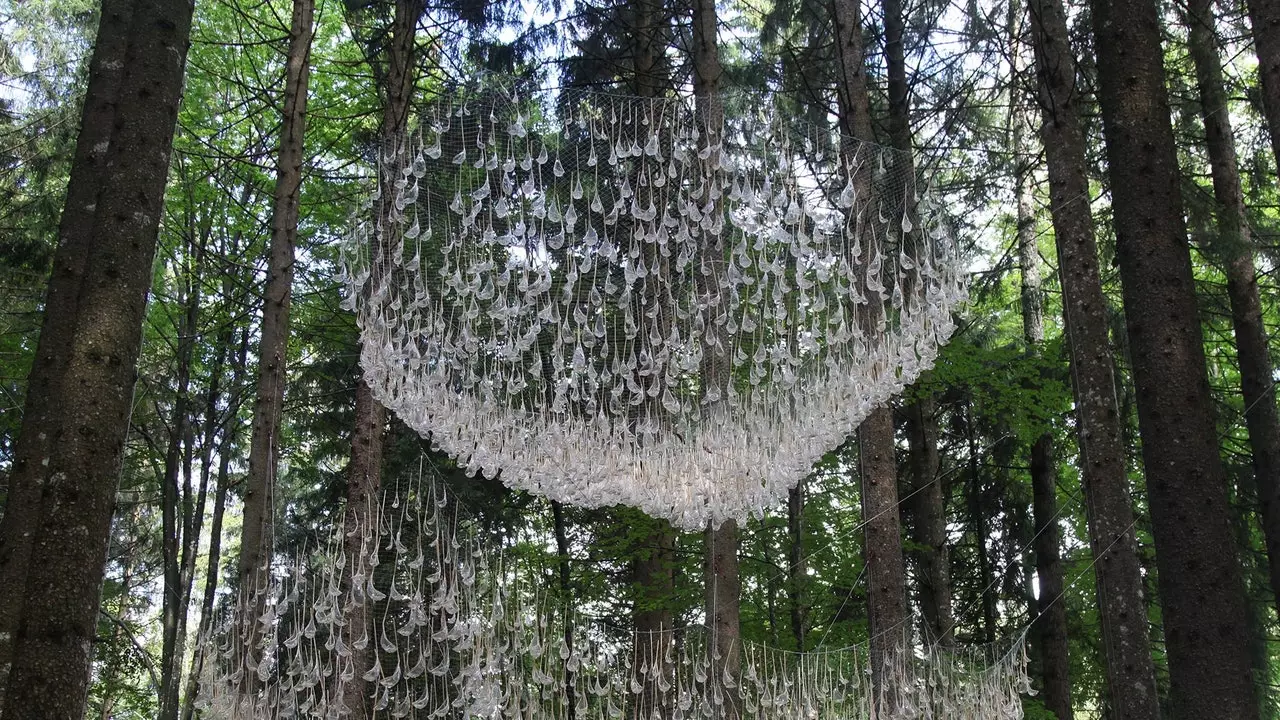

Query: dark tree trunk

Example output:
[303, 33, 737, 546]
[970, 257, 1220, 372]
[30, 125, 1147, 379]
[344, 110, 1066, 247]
[964, 406, 998, 644]
[160, 231, 208, 720]
[1248, 0, 1280, 175]
[339, 0, 420, 713]
[634, 517, 675, 720]
[904, 396, 953, 646]
[1014, 104, 1073, 718]
[0, 0, 135, 706]
[235, 0, 315, 687]
[550, 501, 576, 719]
[181, 325, 248, 720]
[1187, 0, 1280, 621]
[786, 482, 807, 650]
[704, 520, 741, 720]
[0, 0, 193, 711]
[1090, 0, 1260, 713]
[1025, 0, 1163, 716]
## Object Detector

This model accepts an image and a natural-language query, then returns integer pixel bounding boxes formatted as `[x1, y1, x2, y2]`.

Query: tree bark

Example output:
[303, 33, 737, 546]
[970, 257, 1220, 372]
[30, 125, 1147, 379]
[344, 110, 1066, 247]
[235, 0, 315, 689]
[634, 517, 675, 720]
[0, 0, 193, 711]
[964, 406, 998, 644]
[1024, 0, 1165, 713]
[160, 230, 208, 720]
[786, 482, 807, 650]
[0, 0, 135, 707]
[1187, 0, 1280, 621]
[904, 396, 953, 646]
[1026, 0, 1163, 716]
[1090, 0, 1260, 713]
[339, 0, 420, 713]
[181, 325, 248, 720]
[1014, 103, 1073, 718]
[1248, 0, 1280, 175]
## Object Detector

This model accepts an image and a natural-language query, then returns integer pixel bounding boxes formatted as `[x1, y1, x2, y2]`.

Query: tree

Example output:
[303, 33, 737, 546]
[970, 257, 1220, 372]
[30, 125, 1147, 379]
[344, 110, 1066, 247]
[1185, 0, 1280, 621]
[0, 0, 194, 712]
[1090, 0, 1261, 713]
[1025, 0, 1163, 715]
[235, 0, 316, 692]
[340, 0, 423, 713]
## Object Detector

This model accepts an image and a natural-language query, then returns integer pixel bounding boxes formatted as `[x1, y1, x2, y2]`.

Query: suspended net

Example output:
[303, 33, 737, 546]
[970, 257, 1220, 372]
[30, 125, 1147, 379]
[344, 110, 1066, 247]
[200, 465, 1029, 720]
[341, 83, 967, 529]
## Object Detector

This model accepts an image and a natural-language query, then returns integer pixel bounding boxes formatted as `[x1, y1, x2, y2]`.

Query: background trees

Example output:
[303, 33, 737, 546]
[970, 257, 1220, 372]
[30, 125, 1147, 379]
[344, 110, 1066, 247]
[0, 0, 1279, 715]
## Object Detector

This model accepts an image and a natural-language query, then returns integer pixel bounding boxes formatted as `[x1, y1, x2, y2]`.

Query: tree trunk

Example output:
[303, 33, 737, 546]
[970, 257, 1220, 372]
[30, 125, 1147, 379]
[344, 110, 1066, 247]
[0, 0, 193, 711]
[235, 0, 315, 689]
[1014, 104, 1073, 718]
[1025, 0, 1163, 716]
[550, 501, 577, 719]
[964, 406, 998, 644]
[690, 0, 740, 715]
[0, 0, 135, 707]
[634, 517, 675, 720]
[181, 324, 248, 720]
[1187, 0, 1280, 621]
[339, 0, 419, 713]
[160, 231, 207, 720]
[1248, 0, 1280, 175]
[1090, 0, 1260, 713]
[904, 396, 953, 646]
[786, 482, 807, 650]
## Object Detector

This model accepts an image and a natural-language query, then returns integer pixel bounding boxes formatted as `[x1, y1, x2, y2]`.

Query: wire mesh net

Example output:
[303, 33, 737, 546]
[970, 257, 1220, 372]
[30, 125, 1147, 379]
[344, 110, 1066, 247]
[200, 465, 1028, 720]
[341, 82, 967, 528]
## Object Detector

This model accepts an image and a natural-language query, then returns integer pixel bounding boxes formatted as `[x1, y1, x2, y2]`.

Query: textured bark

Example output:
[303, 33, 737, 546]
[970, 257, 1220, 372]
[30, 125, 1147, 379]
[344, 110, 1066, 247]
[1014, 113, 1073, 719]
[340, 379, 386, 720]
[858, 410, 909, 697]
[1026, 0, 1163, 716]
[904, 396, 953, 646]
[0, 0, 193, 711]
[236, 0, 315, 685]
[1248, 0, 1280, 174]
[0, 0, 134, 706]
[691, 1, 739, 715]
[160, 233, 207, 720]
[704, 520, 741, 720]
[550, 502, 577, 719]
[181, 326, 248, 720]
[1187, 0, 1280, 621]
[1090, 0, 1260, 714]
[634, 518, 675, 720]
[786, 483, 807, 650]
[339, 0, 419, 713]
[964, 407, 998, 644]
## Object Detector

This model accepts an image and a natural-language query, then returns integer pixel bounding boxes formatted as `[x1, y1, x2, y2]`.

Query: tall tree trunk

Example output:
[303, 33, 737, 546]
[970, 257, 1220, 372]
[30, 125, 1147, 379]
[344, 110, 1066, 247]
[629, 1, 678, 714]
[964, 406, 998, 644]
[1025, 0, 1162, 716]
[1187, 0, 1280, 620]
[235, 0, 315, 690]
[0, 0, 193, 711]
[0, 0, 135, 706]
[182, 325, 249, 720]
[786, 482, 807, 650]
[904, 396, 953, 646]
[1014, 104, 1073, 719]
[1248, 0, 1280, 175]
[691, 0, 740, 715]
[550, 501, 577, 719]
[340, 0, 420, 713]
[160, 231, 207, 720]
[1090, 0, 1260, 713]
[865, 0, 913, 703]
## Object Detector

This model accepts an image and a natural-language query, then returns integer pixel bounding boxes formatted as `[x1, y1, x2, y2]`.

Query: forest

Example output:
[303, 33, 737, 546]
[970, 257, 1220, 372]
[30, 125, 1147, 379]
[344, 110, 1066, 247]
[0, 0, 1278, 713]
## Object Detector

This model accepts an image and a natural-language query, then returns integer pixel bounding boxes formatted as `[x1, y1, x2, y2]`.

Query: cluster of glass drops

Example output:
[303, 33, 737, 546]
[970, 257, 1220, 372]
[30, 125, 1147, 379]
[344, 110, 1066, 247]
[341, 86, 967, 529]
